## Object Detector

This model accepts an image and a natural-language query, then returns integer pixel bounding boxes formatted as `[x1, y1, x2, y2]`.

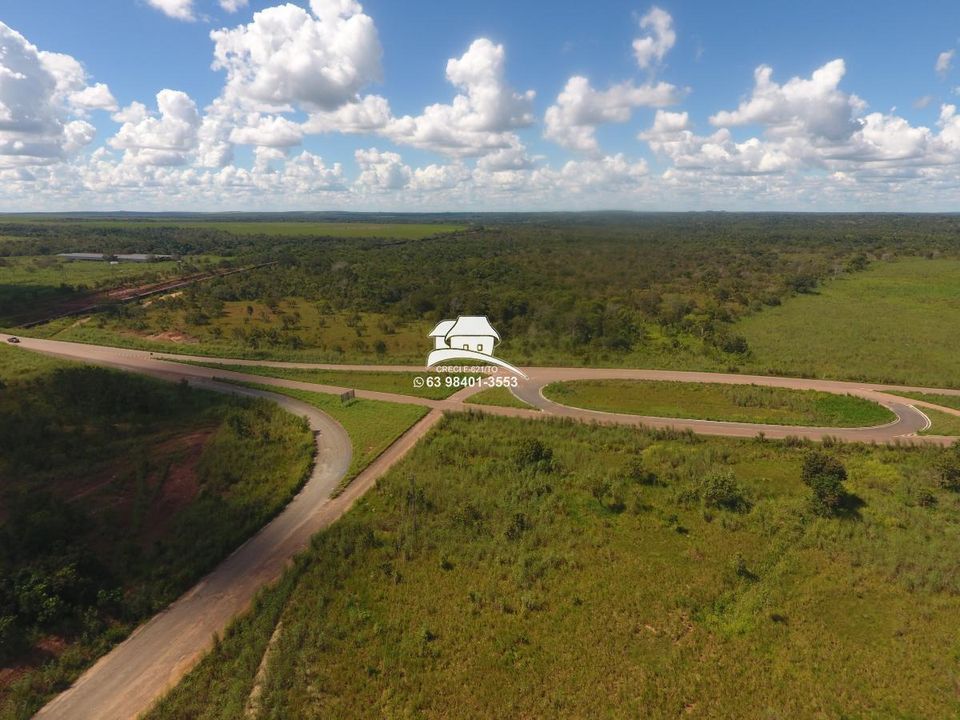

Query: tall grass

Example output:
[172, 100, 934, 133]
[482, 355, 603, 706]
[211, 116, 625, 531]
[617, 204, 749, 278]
[147, 415, 960, 719]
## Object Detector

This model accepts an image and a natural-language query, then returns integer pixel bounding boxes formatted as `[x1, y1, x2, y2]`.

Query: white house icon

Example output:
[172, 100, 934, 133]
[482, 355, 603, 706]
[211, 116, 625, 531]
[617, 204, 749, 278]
[425, 315, 526, 377]
[429, 316, 500, 355]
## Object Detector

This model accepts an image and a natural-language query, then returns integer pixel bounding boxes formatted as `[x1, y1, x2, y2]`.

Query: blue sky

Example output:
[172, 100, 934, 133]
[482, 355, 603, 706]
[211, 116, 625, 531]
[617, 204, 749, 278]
[1, 0, 959, 210]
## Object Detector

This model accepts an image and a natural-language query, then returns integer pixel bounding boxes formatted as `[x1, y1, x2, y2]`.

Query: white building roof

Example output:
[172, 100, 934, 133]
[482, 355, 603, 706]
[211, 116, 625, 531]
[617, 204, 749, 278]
[445, 316, 500, 342]
[428, 319, 457, 337]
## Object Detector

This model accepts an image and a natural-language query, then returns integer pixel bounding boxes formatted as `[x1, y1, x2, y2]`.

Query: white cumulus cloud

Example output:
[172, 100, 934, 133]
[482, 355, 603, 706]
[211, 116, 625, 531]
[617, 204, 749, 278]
[354, 147, 411, 191]
[219, 0, 248, 12]
[210, 0, 382, 111]
[69, 83, 118, 112]
[109, 89, 201, 165]
[710, 59, 864, 142]
[544, 75, 681, 153]
[633, 7, 675, 70]
[302, 93, 392, 134]
[0, 22, 114, 165]
[229, 114, 303, 147]
[382, 38, 535, 156]
[147, 0, 195, 21]
[936, 49, 955, 77]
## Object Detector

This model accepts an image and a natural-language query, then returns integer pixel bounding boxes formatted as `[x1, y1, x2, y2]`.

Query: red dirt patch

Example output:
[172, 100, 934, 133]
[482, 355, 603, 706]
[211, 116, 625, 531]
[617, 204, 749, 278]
[144, 330, 199, 344]
[0, 636, 67, 694]
[139, 428, 215, 548]
[51, 426, 217, 550]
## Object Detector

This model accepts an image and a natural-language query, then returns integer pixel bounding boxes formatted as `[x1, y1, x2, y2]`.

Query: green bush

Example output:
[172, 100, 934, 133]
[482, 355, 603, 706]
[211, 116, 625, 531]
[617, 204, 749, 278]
[514, 439, 554, 473]
[801, 451, 848, 516]
[699, 469, 749, 512]
[934, 442, 960, 491]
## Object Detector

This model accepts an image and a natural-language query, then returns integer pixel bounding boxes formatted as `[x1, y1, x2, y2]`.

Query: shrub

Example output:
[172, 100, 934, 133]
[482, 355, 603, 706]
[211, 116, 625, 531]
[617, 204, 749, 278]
[505, 513, 532, 541]
[934, 442, 960, 491]
[626, 458, 659, 486]
[700, 469, 749, 512]
[801, 451, 848, 516]
[514, 438, 554, 473]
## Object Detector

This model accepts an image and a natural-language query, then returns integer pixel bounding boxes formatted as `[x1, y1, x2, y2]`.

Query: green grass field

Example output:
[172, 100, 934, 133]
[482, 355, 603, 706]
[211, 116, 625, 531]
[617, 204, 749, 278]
[738, 258, 960, 387]
[190, 362, 468, 400]
[235, 382, 428, 493]
[6, 220, 463, 239]
[0, 256, 187, 326]
[146, 414, 960, 719]
[465, 386, 537, 410]
[888, 390, 960, 411]
[542, 380, 894, 427]
[0, 255, 182, 288]
[0, 343, 72, 381]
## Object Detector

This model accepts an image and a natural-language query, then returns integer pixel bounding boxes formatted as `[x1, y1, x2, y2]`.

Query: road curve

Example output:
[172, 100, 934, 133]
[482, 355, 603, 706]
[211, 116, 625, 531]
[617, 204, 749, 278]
[511, 369, 935, 444]
[34, 380, 351, 720]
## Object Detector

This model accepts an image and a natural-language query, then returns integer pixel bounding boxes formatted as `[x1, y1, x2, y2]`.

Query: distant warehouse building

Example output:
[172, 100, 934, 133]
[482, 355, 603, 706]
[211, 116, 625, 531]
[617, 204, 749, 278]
[57, 253, 174, 263]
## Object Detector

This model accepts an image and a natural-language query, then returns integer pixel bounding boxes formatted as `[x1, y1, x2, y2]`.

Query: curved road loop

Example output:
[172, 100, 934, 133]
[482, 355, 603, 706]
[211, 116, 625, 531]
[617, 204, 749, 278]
[0, 333, 954, 719]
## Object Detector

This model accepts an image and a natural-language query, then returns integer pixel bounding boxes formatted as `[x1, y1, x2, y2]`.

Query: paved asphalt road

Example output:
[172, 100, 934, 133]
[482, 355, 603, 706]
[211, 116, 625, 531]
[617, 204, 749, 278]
[2, 333, 956, 719]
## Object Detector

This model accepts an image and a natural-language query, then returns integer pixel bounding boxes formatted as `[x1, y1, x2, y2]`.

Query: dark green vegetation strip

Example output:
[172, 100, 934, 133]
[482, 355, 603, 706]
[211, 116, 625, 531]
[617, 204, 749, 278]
[146, 415, 960, 719]
[234, 381, 428, 493]
[465, 386, 537, 410]
[737, 258, 960, 388]
[542, 379, 895, 427]
[6, 220, 463, 240]
[187, 361, 468, 400]
[0, 346, 315, 719]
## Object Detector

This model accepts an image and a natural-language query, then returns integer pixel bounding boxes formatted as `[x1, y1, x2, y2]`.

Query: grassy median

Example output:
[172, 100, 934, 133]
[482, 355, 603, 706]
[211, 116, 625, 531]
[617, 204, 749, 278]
[542, 379, 894, 427]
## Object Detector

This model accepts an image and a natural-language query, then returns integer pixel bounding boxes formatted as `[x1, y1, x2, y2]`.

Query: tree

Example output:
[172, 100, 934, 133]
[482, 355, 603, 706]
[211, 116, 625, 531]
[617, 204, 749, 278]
[801, 452, 848, 516]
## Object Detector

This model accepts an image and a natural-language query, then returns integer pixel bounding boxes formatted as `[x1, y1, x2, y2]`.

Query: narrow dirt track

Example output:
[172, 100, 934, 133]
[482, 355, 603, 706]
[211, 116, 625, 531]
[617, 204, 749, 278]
[3, 332, 956, 720]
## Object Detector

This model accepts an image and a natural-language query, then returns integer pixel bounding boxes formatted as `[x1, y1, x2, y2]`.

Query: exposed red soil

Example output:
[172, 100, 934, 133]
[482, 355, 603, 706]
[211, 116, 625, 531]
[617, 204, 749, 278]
[77, 427, 216, 549]
[144, 330, 199, 344]
[0, 637, 68, 694]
